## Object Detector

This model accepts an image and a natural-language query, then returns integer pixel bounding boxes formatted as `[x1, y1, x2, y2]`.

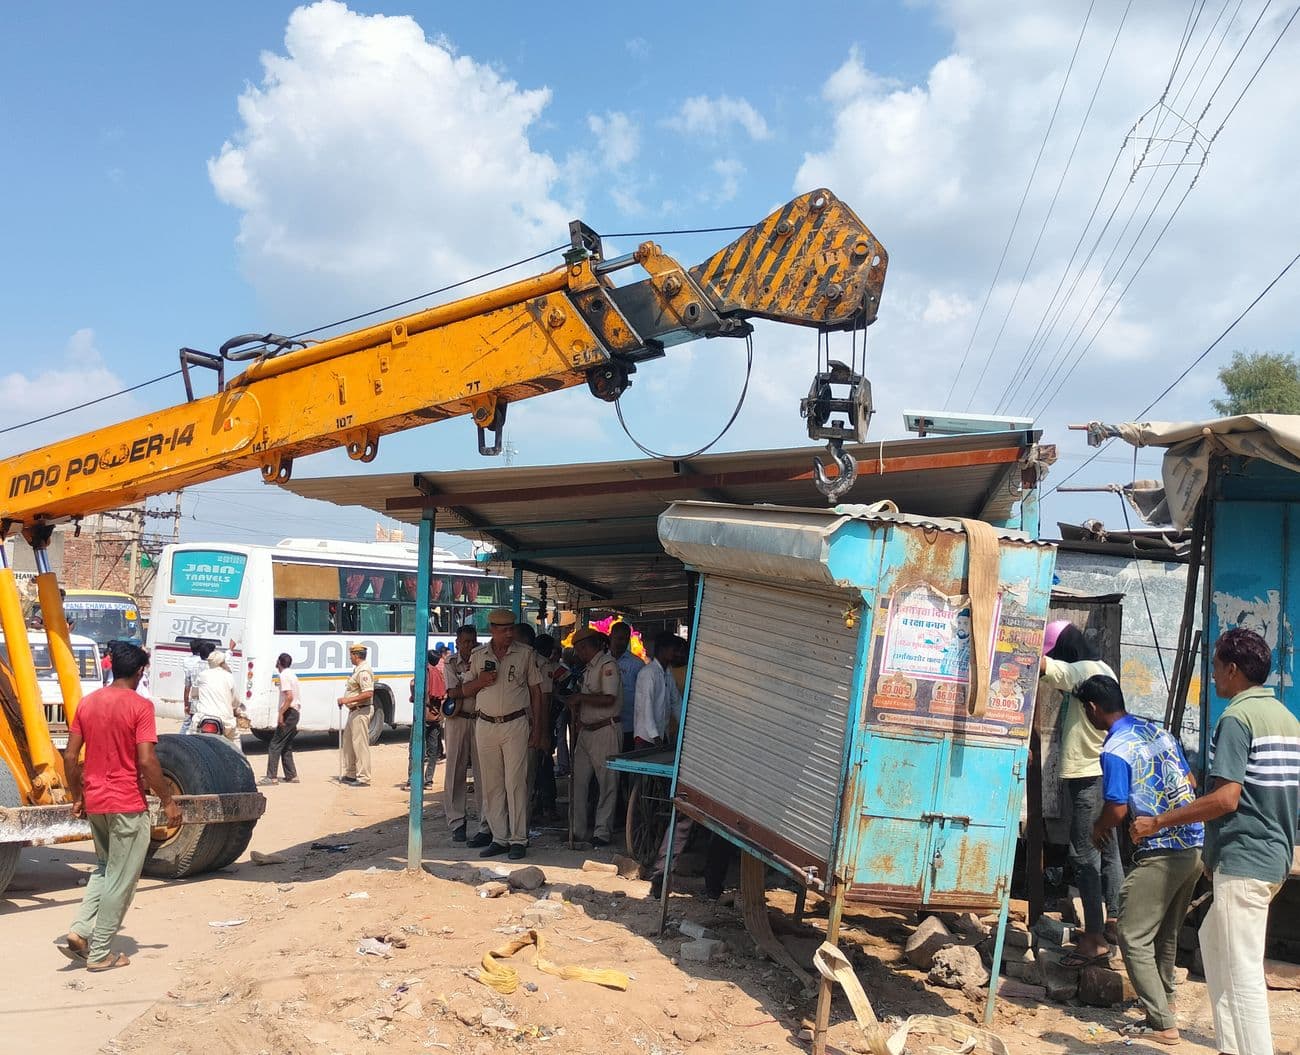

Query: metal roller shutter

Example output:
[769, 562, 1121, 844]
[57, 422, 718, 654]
[677, 575, 858, 868]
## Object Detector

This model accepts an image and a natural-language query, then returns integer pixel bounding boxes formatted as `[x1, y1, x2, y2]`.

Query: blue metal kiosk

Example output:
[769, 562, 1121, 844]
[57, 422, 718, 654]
[655, 501, 1056, 1043]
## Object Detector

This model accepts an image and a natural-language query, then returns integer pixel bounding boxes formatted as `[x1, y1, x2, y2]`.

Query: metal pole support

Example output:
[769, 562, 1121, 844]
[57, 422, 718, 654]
[407, 508, 435, 872]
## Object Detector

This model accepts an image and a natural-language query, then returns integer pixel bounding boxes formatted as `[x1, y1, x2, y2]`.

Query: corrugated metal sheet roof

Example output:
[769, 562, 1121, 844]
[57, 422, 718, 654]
[282, 432, 1038, 616]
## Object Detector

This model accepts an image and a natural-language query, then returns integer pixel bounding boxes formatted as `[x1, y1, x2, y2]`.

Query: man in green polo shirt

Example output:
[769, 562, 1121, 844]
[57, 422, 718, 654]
[1133, 627, 1300, 1055]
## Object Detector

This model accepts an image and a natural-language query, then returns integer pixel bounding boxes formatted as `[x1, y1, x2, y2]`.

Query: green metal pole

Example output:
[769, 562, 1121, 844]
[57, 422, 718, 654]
[407, 507, 434, 872]
[512, 564, 524, 622]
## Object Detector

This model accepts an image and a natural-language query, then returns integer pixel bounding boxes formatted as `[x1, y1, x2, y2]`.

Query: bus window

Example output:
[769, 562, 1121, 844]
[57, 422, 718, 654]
[274, 599, 334, 634]
[358, 603, 397, 635]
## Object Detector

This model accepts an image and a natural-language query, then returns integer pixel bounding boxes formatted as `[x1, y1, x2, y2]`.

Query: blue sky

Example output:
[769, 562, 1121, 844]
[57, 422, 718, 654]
[3, 2, 1298, 557]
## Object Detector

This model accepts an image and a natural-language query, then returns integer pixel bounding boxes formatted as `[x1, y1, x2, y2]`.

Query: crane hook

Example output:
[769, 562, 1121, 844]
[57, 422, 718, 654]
[812, 439, 858, 504]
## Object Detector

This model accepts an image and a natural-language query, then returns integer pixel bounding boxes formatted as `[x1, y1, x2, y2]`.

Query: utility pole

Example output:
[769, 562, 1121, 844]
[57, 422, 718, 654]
[127, 508, 141, 597]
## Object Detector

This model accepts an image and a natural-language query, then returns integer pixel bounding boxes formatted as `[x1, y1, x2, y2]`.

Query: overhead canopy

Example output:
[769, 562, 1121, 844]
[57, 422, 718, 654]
[283, 431, 1040, 618]
[1100, 415, 1300, 529]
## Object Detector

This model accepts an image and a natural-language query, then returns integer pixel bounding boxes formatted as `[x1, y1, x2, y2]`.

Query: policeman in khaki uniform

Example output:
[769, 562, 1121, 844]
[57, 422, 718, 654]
[569, 626, 622, 846]
[460, 609, 543, 859]
[441, 625, 490, 843]
[337, 642, 375, 786]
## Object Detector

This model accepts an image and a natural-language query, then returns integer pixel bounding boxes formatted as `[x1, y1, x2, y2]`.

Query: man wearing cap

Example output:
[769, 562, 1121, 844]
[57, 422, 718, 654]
[442, 624, 490, 843]
[462, 609, 543, 859]
[337, 642, 375, 786]
[190, 649, 246, 755]
[569, 627, 622, 847]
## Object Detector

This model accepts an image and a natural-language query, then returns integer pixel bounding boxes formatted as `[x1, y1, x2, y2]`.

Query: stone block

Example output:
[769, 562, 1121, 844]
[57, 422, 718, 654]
[1004, 923, 1032, 949]
[1036, 953, 1080, 1002]
[928, 945, 989, 990]
[507, 866, 546, 891]
[998, 979, 1047, 1001]
[680, 938, 728, 962]
[905, 916, 957, 970]
[1032, 915, 1071, 949]
[1078, 964, 1136, 1007]
[476, 881, 508, 899]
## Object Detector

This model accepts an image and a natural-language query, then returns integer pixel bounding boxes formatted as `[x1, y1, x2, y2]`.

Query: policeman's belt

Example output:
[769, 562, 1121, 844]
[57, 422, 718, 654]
[579, 716, 621, 732]
[477, 708, 528, 724]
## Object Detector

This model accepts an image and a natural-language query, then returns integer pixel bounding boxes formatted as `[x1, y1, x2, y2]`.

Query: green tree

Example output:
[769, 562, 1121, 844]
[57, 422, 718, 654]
[1212, 350, 1300, 416]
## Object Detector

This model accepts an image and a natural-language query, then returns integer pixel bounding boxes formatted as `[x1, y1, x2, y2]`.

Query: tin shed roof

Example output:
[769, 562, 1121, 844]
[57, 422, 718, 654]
[282, 431, 1039, 617]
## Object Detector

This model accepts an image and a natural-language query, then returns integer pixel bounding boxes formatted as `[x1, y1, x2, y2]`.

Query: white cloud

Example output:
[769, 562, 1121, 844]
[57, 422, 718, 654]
[208, 0, 570, 322]
[625, 37, 650, 60]
[793, 0, 1300, 452]
[665, 95, 771, 142]
[587, 111, 640, 169]
[708, 158, 744, 205]
[0, 330, 142, 458]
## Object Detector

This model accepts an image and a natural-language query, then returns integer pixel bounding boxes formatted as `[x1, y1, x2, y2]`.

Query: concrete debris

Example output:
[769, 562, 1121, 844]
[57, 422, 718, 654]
[523, 898, 567, 928]
[1035, 952, 1080, 1002]
[345, 892, 370, 901]
[479, 1007, 517, 1032]
[564, 883, 596, 901]
[906, 916, 957, 970]
[476, 882, 509, 899]
[678, 921, 718, 941]
[673, 1021, 712, 1044]
[1003, 923, 1033, 950]
[449, 996, 481, 1027]
[1265, 959, 1300, 991]
[928, 945, 989, 990]
[949, 912, 990, 939]
[357, 938, 394, 958]
[1078, 964, 1135, 1007]
[394, 997, 424, 1019]
[680, 938, 728, 963]
[581, 860, 619, 875]
[997, 979, 1047, 1001]
[507, 866, 546, 891]
[250, 850, 285, 866]
[612, 855, 642, 879]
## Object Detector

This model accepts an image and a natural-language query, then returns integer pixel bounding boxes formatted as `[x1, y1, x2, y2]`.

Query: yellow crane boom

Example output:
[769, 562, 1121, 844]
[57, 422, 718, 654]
[0, 188, 888, 809]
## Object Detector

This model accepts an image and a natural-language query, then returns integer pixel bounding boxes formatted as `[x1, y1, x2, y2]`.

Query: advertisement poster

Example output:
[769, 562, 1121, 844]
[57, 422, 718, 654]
[866, 581, 1041, 739]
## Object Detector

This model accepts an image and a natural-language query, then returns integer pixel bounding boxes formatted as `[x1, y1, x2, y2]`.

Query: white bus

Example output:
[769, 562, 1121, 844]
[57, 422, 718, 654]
[145, 538, 514, 742]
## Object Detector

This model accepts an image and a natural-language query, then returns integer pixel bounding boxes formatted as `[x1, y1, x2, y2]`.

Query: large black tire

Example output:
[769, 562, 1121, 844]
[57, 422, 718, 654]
[0, 763, 21, 896]
[251, 728, 274, 745]
[144, 734, 253, 879]
[366, 691, 389, 746]
[184, 735, 257, 872]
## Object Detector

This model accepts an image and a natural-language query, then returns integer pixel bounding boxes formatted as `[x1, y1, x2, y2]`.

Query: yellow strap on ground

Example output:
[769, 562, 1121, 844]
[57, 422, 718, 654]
[813, 941, 1008, 1055]
[478, 928, 629, 995]
[956, 518, 1001, 719]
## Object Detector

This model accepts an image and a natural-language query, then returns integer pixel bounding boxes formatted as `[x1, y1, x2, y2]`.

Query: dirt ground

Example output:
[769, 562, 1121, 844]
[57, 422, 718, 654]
[6, 728, 1300, 1055]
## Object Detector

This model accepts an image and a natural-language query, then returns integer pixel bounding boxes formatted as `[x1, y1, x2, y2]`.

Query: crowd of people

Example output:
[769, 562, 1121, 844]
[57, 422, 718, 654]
[1043, 621, 1300, 1053]
[391, 610, 687, 861]
[50, 614, 1300, 1055]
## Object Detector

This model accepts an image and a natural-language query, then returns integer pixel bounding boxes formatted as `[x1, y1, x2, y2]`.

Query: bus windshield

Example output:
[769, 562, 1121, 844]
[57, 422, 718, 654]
[62, 598, 142, 648]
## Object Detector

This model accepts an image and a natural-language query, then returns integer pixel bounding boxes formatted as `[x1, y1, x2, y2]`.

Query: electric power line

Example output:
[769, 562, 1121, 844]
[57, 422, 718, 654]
[995, 1, 1254, 413]
[1042, 244, 1300, 499]
[966, 0, 1131, 410]
[944, 0, 1098, 409]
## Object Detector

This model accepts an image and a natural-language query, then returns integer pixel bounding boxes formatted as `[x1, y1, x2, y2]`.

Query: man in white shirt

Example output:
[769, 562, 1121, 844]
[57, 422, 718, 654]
[190, 651, 245, 755]
[180, 640, 213, 735]
[609, 623, 644, 753]
[262, 652, 300, 784]
[634, 632, 678, 748]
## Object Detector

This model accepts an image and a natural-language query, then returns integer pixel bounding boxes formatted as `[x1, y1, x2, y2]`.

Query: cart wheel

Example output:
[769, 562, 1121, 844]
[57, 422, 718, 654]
[0, 762, 21, 896]
[625, 776, 670, 871]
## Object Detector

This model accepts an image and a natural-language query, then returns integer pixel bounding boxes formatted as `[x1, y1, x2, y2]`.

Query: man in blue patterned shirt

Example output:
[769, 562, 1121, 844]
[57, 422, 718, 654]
[1079, 674, 1202, 1047]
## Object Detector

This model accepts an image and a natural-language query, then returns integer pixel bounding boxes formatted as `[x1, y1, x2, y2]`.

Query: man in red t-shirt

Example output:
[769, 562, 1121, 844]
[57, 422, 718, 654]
[60, 642, 180, 971]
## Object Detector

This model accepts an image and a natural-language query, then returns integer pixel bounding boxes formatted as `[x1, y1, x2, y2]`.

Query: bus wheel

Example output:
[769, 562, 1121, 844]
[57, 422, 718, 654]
[0, 763, 22, 896]
[144, 735, 255, 879]
[367, 691, 389, 746]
